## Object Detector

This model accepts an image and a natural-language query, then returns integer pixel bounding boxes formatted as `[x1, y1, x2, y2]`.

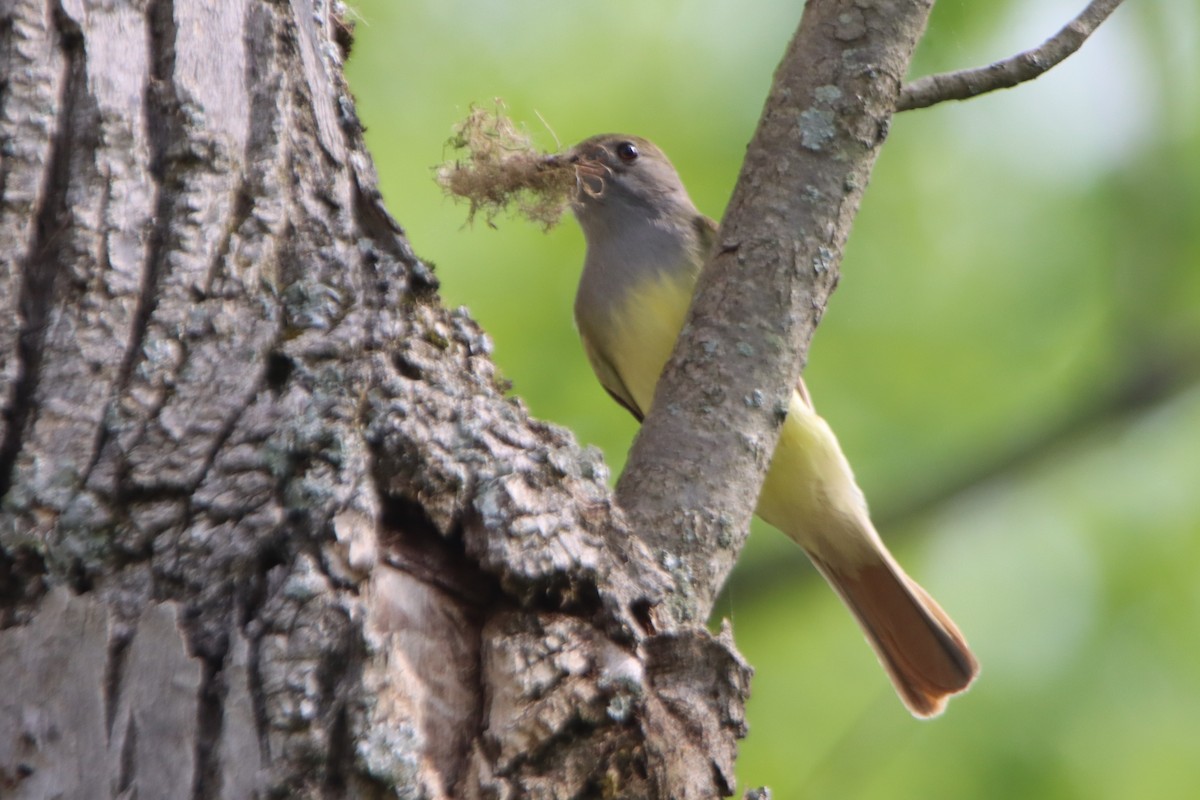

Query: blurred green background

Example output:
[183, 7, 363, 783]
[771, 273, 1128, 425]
[346, 0, 1200, 796]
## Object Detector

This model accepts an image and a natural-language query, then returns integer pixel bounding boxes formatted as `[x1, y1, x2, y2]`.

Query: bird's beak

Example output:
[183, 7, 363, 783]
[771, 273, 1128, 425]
[568, 153, 608, 198]
[546, 147, 607, 203]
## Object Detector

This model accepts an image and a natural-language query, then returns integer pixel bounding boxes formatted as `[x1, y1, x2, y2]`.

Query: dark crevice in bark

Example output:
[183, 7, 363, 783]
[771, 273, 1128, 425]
[244, 621, 273, 766]
[117, 0, 178, 394]
[112, 482, 191, 507]
[65, 555, 94, 593]
[461, 611, 491, 799]
[107, 485, 190, 569]
[78, 171, 119, 489]
[312, 611, 358, 796]
[630, 597, 656, 636]
[0, 2, 83, 504]
[265, 351, 295, 394]
[556, 573, 605, 622]
[185, 360, 272, 509]
[710, 760, 733, 797]
[192, 647, 229, 800]
[323, 692, 352, 797]
[242, 1, 284, 206]
[238, 530, 290, 629]
[239, 502, 303, 771]
[0, 545, 47, 629]
[389, 352, 422, 381]
[511, 713, 622, 785]
[104, 625, 134, 735]
[117, 708, 137, 795]
[274, 219, 304, 314]
[200, 181, 254, 299]
[0, 13, 20, 199]
[79, 426, 110, 498]
[378, 493, 501, 609]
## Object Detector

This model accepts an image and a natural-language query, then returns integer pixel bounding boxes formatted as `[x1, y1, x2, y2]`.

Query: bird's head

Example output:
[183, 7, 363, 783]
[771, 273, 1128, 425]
[562, 135, 695, 235]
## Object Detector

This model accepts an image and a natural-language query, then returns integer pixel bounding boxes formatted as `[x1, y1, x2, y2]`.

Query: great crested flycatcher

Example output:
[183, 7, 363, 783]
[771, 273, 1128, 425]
[565, 133, 979, 717]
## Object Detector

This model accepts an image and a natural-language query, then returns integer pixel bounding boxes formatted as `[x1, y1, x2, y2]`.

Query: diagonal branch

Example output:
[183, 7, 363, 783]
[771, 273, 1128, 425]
[897, 0, 1127, 112]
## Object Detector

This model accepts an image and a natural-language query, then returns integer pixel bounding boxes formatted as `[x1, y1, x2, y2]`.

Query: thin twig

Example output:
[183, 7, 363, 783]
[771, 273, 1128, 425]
[897, 0, 1127, 112]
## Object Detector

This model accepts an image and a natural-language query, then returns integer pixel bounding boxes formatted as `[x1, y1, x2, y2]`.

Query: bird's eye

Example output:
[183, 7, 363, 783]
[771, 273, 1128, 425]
[615, 141, 639, 162]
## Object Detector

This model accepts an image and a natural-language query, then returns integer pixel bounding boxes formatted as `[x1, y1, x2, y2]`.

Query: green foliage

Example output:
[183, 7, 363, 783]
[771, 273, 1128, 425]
[347, 0, 1200, 796]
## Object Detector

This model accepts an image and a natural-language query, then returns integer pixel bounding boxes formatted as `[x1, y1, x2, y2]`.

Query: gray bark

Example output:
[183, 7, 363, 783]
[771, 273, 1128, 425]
[0, 0, 748, 797]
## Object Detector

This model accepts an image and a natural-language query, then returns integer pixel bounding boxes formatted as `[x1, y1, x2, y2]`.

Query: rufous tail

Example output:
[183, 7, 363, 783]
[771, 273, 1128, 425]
[810, 549, 979, 718]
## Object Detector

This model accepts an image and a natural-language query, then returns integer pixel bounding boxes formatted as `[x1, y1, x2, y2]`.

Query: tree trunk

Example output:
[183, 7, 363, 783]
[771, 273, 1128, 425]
[0, 1, 751, 798]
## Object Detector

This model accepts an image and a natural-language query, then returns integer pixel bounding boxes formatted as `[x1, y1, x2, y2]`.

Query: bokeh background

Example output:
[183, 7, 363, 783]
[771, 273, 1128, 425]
[345, 0, 1200, 796]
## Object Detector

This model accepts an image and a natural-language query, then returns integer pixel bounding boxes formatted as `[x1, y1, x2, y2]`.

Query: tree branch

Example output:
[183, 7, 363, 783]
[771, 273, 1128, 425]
[616, 0, 935, 624]
[897, 0, 1127, 112]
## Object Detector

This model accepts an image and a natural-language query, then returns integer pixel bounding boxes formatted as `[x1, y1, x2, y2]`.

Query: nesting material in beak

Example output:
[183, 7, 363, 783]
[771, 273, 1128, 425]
[436, 103, 577, 228]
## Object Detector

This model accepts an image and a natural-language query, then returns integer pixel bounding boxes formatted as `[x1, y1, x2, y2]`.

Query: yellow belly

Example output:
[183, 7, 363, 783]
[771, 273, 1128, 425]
[599, 273, 874, 562]
[602, 270, 697, 415]
[756, 394, 877, 562]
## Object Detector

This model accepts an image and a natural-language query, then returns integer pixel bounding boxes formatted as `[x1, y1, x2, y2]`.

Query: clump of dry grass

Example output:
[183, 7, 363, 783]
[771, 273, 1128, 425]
[436, 103, 577, 229]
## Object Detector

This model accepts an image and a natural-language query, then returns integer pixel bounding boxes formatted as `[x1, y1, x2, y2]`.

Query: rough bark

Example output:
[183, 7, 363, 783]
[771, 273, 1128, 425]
[0, 1, 749, 798]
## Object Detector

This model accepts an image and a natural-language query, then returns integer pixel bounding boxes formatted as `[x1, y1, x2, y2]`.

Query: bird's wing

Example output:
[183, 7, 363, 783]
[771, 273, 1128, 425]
[580, 332, 645, 422]
[692, 214, 719, 257]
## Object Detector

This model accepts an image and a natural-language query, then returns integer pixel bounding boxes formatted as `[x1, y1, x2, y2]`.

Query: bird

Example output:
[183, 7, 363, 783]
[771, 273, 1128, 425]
[564, 133, 979, 717]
